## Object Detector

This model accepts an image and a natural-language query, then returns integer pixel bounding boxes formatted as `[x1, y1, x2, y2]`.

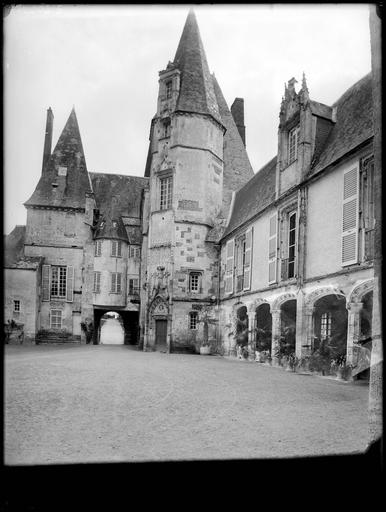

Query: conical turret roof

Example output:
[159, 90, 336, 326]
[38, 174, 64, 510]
[24, 108, 92, 209]
[93, 211, 129, 242]
[211, 74, 254, 217]
[173, 10, 222, 125]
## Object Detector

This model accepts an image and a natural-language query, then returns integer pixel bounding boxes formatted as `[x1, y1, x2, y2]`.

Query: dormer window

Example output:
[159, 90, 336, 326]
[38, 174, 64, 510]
[166, 80, 172, 99]
[288, 125, 299, 164]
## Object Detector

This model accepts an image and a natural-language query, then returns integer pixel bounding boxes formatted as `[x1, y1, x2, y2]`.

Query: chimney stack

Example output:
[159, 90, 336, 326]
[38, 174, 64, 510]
[42, 107, 54, 173]
[231, 98, 246, 147]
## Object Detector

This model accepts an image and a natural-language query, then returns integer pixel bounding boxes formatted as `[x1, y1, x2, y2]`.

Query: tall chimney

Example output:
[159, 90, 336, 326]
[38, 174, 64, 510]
[42, 107, 54, 173]
[231, 98, 246, 147]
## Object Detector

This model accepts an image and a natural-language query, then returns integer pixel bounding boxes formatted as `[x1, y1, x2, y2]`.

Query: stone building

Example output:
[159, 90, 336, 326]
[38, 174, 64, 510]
[5, 10, 377, 373]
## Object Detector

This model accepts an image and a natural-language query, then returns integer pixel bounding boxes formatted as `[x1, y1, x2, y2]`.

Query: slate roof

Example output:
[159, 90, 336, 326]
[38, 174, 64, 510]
[93, 213, 129, 242]
[4, 225, 26, 265]
[90, 173, 148, 219]
[173, 10, 222, 126]
[309, 73, 373, 177]
[310, 100, 333, 120]
[222, 156, 277, 238]
[212, 74, 255, 219]
[24, 109, 92, 209]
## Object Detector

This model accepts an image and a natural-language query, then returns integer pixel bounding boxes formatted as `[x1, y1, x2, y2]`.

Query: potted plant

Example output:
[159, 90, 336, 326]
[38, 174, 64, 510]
[197, 306, 218, 355]
[81, 319, 95, 345]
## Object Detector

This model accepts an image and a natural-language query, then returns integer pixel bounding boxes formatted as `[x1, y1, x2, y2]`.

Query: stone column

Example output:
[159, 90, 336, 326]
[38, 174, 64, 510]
[271, 308, 281, 365]
[228, 313, 237, 357]
[303, 306, 315, 357]
[247, 312, 255, 361]
[346, 302, 363, 365]
[295, 292, 307, 358]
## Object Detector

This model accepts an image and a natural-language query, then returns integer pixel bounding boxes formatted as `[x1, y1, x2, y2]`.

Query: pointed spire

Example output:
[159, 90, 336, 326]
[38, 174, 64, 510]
[302, 72, 308, 93]
[24, 107, 92, 209]
[173, 9, 222, 125]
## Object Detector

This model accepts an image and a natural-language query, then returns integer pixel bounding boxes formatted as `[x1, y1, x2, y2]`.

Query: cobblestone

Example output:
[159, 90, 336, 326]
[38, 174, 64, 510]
[5, 344, 370, 465]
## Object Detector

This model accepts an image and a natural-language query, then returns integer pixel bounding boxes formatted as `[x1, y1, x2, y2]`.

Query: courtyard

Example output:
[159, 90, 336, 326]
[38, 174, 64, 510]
[5, 343, 370, 465]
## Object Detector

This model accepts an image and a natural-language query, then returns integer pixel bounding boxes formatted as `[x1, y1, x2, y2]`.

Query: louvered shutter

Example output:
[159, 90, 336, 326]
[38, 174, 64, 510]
[268, 213, 278, 284]
[225, 239, 235, 294]
[116, 273, 122, 293]
[111, 273, 116, 292]
[66, 266, 74, 302]
[342, 166, 359, 266]
[243, 227, 253, 291]
[42, 264, 50, 301]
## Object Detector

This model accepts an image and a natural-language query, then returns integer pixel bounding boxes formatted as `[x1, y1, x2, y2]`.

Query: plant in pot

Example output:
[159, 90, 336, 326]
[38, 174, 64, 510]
[253, 327, 272, 363]
[81, 319, 95, 345]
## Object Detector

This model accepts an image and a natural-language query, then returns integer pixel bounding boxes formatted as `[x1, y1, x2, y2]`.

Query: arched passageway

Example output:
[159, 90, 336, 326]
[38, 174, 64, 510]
[279, 300, 296, 357]
[254, 303, 272, 354]
[235, 305, 249, 358]
[100, 312, 125, 345]
[313, 294, 347, 362]
[93, 309, 139, 346]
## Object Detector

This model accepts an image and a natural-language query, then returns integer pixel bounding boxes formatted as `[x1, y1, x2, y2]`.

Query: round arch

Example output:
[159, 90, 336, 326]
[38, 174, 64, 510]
[247, 298, 271, 313]
[347, 279, 374, 306]
[272, 292, 297, 311]
[305, 286, 345, 309]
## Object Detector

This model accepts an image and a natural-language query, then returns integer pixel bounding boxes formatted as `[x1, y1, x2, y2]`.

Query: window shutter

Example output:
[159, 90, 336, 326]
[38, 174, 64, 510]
[243, 227, 253, 291]
[117, 241, 122, 257]
[342, 166, 359, 266]
[111, 273, 116, 292]
[268, 213, 278, 284]
[42, 264, 50, 301]
[117, 273, 122, 293]
[66, 266, 74, 302]
[225, 239, 235, 294]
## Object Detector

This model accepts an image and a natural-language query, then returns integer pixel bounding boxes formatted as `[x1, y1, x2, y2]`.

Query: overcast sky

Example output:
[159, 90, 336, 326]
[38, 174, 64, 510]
[4, 4, 372, 235]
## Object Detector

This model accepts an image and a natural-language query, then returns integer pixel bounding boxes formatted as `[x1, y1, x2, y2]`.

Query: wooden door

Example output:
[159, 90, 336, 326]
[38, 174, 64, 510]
[155, 319, 167, 351]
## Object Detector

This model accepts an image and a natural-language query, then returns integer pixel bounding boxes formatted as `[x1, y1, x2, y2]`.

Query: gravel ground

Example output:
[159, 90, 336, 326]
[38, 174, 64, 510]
[5, 344, 370, 465]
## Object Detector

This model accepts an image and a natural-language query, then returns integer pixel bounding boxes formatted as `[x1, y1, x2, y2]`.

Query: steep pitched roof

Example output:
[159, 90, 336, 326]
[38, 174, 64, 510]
[310, 73, 373, 177]
[24, 108, 92, 209]
[173, 10, 222, 125]
[90, 173, 148, 219]
[212, 74, 255, 219]
[222, 156, 277, 238]
[94, 213, 129, 242]
[4, 225, 26, 265]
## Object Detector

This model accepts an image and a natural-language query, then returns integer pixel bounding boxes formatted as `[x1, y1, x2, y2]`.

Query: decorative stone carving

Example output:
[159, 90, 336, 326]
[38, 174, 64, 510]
[248, 298, 270, 313]
[347, 279, 374, 305]
[305, 287, 343, 308]
[271, 292, 297, 310]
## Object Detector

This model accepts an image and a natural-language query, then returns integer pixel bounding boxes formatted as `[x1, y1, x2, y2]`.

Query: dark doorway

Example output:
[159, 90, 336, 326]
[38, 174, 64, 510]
[255, 304, 272, 353]
[93, 309, 139, 346]
[313, 294, 347, 359]
[280, 300, 297, 355]
[155, 319, 167, 351]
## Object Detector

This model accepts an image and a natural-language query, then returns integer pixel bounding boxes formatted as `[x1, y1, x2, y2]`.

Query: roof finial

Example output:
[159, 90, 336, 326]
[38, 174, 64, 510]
[302, 72, 308, 93]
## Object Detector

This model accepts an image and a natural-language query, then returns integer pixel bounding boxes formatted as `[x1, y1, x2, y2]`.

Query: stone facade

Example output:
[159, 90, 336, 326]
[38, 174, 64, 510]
[4, 9, 378, 374]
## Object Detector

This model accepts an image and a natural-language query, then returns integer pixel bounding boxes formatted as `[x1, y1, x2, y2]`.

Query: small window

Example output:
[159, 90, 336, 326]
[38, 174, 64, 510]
[162, 119, 171, 138]
[111, 272, 122, 294]
[189, 311, 198, 330]
[287, 211, 297, 279]
[320, 312, 332, 341]
[13, 300, 20, 312]
[93, 271, 101, 294]
[160, 176, 173, 210]
[95, 240, 102, 257]
[50, 309, 62, 329]
[189, 272, 201, 293]
[166, 80, 172, 99]
[128, 278, 139, 295]
[111, 240, 122, 257]
[129, 246, 140, 259]
[51, 266, 67, 298]
[288, 125, 299, 164]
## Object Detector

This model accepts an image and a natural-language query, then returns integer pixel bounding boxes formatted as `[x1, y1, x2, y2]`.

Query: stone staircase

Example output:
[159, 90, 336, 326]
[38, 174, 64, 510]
[36, 331, 81, 344]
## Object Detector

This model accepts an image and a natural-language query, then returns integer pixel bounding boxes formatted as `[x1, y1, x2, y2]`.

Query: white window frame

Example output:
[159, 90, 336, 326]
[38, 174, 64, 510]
[50, 309, 62, 329]
[51, 266, 67, 298]
[287, 211, 297, 279]
[225, 239, 235, 295]
[320, 312, 332, 341]
[128, 277, 139, 295]
[111, 272, 122, 294]
[111, 240, 122, 257]
[94, 271, 101, 294]
[160, 175, 173, 210]
[95, 240, 102, 257]
[268, 213, 278, 284]
[189, 272, 201, 293]
[13, 300, 20, 312]
[288, 125, 299, 164]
